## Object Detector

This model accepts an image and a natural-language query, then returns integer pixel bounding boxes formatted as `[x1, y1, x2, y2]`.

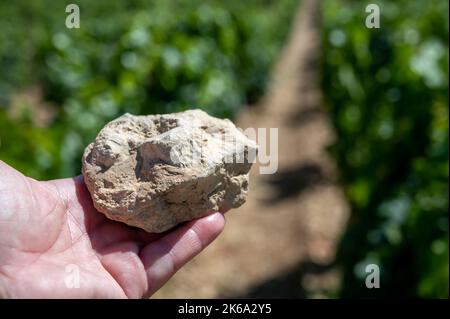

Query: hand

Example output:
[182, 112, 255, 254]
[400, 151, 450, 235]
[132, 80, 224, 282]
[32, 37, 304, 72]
[0, 160, 225, 298]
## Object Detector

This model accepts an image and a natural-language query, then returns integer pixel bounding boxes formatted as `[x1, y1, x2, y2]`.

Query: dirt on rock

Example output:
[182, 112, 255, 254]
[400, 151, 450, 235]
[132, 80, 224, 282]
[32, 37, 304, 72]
[153, 0, 349, 298]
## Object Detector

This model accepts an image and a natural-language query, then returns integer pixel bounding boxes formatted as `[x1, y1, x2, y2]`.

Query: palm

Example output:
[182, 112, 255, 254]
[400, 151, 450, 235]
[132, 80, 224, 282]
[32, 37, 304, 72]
[0, 161, 224, 298]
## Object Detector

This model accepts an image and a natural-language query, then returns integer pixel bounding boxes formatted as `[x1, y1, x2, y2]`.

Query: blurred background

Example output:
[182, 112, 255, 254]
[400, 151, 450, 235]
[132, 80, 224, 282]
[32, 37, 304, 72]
[0, 0, 448, 298]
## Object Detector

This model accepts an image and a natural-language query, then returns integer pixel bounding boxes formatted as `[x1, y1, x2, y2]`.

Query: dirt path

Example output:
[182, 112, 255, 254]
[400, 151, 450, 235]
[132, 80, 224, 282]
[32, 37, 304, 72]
[154, 0, 349, 298]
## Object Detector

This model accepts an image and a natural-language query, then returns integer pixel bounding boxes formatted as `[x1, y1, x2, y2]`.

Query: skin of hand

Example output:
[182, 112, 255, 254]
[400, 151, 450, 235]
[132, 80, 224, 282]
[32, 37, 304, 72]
[0, 160, 225, 298]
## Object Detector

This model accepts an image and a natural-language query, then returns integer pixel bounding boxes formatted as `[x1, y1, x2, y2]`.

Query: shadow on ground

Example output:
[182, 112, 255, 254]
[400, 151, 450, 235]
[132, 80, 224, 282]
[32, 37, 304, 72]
[263, 162, 330, 204]
[232, 259, 335, 298]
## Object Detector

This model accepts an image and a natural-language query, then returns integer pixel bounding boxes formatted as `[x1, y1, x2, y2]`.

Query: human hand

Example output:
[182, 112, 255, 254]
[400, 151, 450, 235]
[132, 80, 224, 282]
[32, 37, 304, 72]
[0, 160, 225, 298]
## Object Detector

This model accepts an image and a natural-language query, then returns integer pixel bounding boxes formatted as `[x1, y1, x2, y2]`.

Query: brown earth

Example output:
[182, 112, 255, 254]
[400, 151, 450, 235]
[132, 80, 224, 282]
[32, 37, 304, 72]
[153, 0, 349, 298]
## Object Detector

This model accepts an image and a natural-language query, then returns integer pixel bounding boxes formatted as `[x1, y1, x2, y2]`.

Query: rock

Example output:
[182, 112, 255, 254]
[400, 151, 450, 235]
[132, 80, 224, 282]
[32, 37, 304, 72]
[82, 109, 257, 233]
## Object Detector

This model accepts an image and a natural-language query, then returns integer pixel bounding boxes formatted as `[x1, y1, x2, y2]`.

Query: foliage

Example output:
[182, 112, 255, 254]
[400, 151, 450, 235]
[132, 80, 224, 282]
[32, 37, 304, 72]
[0, 0, 299, 178]
[322, 0, 449, 297]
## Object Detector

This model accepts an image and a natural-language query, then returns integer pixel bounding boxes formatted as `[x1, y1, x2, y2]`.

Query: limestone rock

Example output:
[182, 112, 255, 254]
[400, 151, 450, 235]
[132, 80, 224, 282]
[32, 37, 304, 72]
[82, 109, 257, 233]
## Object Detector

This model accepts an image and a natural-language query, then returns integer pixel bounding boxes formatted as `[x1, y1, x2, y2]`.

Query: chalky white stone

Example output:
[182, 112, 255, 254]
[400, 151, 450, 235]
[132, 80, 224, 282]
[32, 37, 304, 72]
[82, 109, 257, 233]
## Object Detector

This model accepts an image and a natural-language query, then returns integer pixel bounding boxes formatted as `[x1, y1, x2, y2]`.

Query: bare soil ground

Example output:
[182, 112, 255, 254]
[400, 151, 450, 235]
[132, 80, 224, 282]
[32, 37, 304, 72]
[154, 0, 349, 298]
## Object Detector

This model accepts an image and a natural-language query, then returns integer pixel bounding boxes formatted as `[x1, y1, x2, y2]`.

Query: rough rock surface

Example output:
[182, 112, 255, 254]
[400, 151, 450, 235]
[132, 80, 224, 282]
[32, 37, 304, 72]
[82, 109, 257, 233]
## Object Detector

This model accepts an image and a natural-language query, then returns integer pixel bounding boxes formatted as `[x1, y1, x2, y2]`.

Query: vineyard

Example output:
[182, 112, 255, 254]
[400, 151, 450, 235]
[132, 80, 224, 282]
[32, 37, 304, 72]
[0, 0, 298, 178]
[322, 0, 448, 297]
[0, 0, 448, 298]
